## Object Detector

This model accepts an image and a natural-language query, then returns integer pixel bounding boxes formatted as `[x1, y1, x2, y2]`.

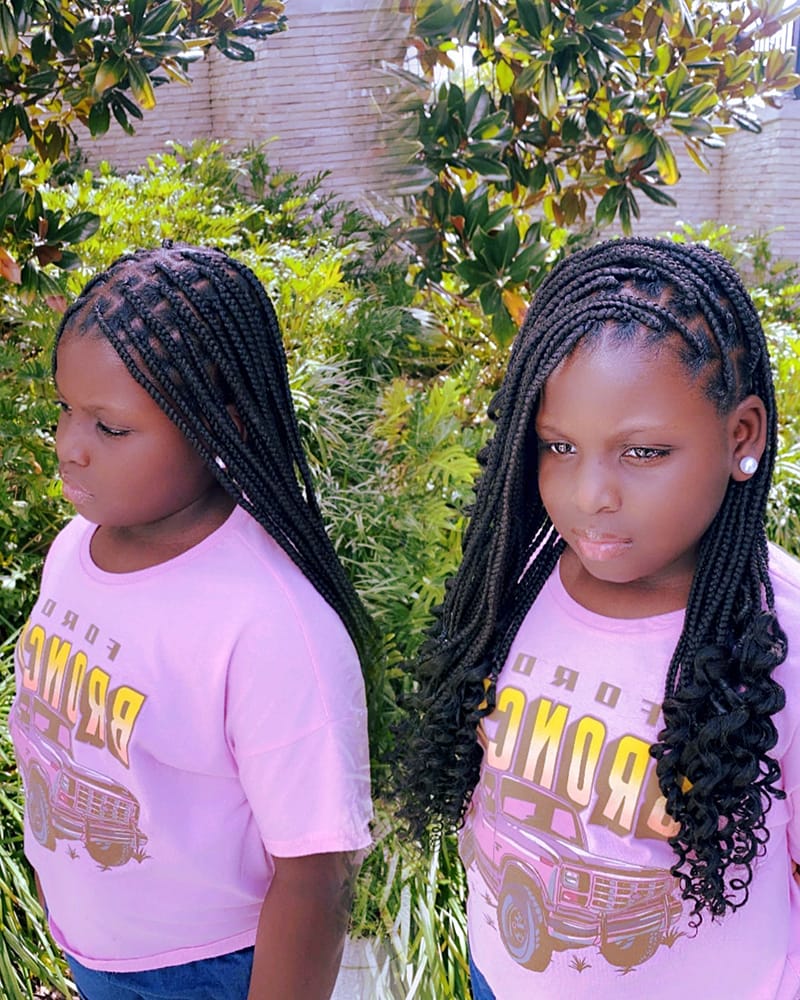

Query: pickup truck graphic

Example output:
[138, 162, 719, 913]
[10, 688, 147, 867]
[462, 768, 682, 970]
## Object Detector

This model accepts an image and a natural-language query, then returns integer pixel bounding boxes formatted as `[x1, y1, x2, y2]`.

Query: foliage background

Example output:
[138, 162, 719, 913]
[1, 0, 800, 996]
[1, 140, 799, 1000]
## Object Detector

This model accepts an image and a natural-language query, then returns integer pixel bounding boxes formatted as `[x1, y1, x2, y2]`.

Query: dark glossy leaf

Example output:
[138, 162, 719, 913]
[455, 258, 494, 291]
[595, 184, 623, 227]
[88, 100, 111, 136]
[140, 0, 183, 36]
[53, 211, 100, 245]
[0, 103, 16, 144]
[632, 178, 677, 206]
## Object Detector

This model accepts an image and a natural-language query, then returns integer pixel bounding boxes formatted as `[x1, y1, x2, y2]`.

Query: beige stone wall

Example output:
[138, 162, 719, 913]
[76, 0, 407, 210]
[75, 9, 800, 264]
[608, 99, 800, 266]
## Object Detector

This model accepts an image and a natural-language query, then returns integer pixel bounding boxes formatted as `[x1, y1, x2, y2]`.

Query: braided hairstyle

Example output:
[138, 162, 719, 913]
[53, 242, 373, 668]
[400, 236, 787, 921]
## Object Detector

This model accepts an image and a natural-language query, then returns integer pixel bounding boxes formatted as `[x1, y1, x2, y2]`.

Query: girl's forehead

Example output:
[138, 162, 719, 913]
[538, 329, 715, 418]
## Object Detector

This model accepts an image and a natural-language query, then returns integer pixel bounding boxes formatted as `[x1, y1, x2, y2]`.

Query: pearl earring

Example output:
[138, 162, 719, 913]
[739, 456, 758, 476]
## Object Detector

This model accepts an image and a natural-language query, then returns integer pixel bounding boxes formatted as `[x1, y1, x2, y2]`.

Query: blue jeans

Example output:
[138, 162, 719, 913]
[67, 947, 254, 1000]
[469, 951, 497, 1000]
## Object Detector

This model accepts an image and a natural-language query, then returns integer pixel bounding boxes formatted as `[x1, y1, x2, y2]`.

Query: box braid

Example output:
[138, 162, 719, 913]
[53, 243, 373, 668]
[399, 237, 787, 922]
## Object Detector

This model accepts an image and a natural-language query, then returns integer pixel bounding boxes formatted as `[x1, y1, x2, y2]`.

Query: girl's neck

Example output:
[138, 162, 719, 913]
[89, 486, 237, 573]
[558, 547, 691, 619]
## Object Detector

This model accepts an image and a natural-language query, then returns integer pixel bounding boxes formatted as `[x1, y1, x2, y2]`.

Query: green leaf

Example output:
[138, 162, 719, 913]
[538, 67, 559, 119]
[129, 0, 148, 32]
[127, 59, 157, 109]
[583, 106, 603, 135]
[614, 130, 654, 167]
[53, 211, 100, 245]
[0, 4, 19, 58]
[138, 35, 186, 58]
[465, 155, 510, 182]
[653, 135, 679, 184]
[415, 1, 461, 40]
[632, 179, 677, 206]
[0, 103, 17, 144]
[491, 302, 517, 346]
[140, 0, 183, 36]
[454, 258, 493, 291]
[595, 184, 623, 227]
[508, 241, 547, 283]
[94, 54, 127, 95]
[88, 100, 111, 136]
[30, 31, 50, 63]
[0, 186, 26, 229]
[671, 83, 718, 117]
[516, 0, 551, 39]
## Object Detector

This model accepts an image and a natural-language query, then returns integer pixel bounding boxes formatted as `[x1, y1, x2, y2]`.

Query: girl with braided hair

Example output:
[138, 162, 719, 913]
[399, 237, 800, 999]
[9, 243, 373, 1000]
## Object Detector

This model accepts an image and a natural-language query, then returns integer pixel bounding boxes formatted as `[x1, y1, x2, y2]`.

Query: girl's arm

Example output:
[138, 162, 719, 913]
[247, 850, 360, 1000]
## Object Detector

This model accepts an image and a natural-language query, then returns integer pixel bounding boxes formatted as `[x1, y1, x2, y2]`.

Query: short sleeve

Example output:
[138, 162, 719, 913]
[223, 584, 372, 857]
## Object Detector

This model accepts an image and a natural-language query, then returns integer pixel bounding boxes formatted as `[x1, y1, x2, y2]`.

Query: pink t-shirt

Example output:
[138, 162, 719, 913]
[10, 506, 372, 972]
[462, 543, 800, 999]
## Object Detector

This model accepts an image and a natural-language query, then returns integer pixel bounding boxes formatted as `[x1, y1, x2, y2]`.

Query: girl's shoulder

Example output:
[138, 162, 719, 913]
[768, 541, 800, 614]
[768, 543, 800, 696]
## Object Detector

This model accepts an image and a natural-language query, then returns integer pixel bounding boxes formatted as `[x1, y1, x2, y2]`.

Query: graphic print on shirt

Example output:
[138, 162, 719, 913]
[461, 650, 685, 974]
[9, 605, 148, 869]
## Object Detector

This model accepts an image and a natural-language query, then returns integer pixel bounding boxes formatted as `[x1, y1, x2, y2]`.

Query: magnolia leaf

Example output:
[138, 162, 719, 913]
[615, 130, 654, 167]
[45, 294, 69, 313]
[538, 67, 559, 120]
[654, 135, 679, 184]
[501, 287, 528, 326]
[127, 60, 157, 110]
[0, 246, 22, 284]
[94, 55, 126, 95]
[0, 4, 19, 59]
[683, 141, 710, 173]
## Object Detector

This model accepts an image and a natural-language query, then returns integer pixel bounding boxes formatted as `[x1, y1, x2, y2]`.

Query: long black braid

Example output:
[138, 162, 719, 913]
[399, 237, 787, 921]
[53, 243, 374, 670]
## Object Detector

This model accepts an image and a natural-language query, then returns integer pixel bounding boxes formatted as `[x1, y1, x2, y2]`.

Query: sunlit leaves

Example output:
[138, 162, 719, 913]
[0, 0, 288, 296]
[403, 0, 800, 341]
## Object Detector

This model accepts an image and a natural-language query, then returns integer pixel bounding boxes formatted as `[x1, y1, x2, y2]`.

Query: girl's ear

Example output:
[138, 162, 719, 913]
[729, 394, 767, 482]
[227, 404, 247, 442]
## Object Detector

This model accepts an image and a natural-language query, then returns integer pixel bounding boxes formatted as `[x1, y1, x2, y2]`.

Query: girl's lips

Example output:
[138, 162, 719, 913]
[571, 530, 632, 562]
[60, 476, 93, 505]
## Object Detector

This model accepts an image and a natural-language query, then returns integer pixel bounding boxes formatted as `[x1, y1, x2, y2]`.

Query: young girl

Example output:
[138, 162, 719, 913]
[399, 238, 800, 999]
[9, 243, 374, 1000]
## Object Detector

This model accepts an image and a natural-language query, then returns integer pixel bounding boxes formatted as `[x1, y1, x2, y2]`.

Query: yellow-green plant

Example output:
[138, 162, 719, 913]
[402, 0, 800, 342]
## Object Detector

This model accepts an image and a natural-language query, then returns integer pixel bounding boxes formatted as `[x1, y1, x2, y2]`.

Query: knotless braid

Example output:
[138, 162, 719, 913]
[54, 244, 373, 667]
[398, 237, 787, 921]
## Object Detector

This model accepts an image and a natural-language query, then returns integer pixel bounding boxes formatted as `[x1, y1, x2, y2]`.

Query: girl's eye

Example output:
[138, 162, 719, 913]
[97, 421, 130, 438]
[541, 441, 575, 456]
[624, 446, 670, 461]
[56, 400, 70, 414]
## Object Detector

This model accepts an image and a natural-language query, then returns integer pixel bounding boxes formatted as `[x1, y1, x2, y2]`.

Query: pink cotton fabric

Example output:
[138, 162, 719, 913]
[462, 544, 800, 999]
[11, 506, 372, 971]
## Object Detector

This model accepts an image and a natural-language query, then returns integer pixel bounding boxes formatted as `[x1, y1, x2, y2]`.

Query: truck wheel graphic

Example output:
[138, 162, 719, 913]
[85, 840, 133, 867]
[27, 775, 56, 850]
[498, 879, 553, 971]
[601, 928, 661, 967]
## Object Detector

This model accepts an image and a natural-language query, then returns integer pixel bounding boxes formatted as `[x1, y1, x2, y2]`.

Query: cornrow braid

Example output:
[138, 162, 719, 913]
[398, 236, 787, 922]
[54, 243, 374, 669]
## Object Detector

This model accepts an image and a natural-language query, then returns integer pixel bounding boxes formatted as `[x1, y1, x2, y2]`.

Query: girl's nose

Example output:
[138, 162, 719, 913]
[573, 459, 621, 514]
[56, 415, 90, 467]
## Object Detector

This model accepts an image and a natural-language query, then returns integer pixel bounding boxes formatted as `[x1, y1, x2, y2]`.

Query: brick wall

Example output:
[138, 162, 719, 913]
[76, 0, 408, 211]
[76, 9, 800, 264]
[609, 99, 800, 266]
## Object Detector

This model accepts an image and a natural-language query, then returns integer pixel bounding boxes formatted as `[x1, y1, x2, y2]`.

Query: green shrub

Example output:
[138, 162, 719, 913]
[2, 140, 799, 1000]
